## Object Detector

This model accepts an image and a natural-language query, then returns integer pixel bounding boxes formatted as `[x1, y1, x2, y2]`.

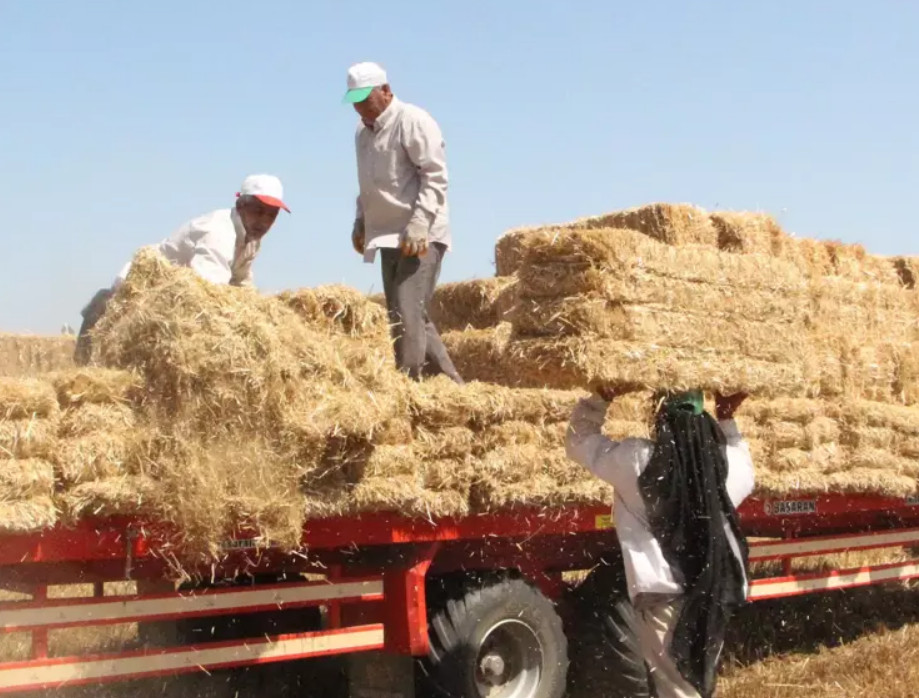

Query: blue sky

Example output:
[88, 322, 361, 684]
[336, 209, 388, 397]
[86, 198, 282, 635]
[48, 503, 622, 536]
[2, 1, 917, 333]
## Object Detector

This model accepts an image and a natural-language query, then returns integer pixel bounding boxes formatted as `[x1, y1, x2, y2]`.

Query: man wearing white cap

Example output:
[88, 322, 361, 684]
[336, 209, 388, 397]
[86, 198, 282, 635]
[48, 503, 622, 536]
[345, 61, 462, 384]
[74, 174, 290, 364]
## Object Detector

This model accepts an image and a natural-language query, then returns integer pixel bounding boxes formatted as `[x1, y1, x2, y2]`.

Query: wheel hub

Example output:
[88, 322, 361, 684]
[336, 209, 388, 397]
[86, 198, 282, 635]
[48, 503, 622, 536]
[474, 619, 543, 698]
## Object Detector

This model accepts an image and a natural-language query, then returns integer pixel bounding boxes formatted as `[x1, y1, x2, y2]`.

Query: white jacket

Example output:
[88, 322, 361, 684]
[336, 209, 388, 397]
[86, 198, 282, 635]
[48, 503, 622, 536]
[566, 395, 755, 602]
[115, 208, 259, 288]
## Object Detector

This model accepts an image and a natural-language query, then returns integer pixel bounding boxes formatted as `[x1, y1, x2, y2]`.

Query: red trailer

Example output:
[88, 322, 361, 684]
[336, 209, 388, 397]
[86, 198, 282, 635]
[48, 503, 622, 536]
[3, 491, 919, 697]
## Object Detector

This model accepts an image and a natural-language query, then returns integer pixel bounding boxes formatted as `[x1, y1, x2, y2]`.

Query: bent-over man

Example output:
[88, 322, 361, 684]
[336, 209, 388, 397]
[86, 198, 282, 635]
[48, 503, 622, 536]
[74, 174, 290, 364]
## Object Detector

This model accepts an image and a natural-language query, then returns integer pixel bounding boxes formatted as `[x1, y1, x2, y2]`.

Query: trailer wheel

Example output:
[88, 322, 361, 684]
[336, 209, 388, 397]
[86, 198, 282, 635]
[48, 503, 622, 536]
[565, 560, 652, 698]
[425, 578, 567, 698]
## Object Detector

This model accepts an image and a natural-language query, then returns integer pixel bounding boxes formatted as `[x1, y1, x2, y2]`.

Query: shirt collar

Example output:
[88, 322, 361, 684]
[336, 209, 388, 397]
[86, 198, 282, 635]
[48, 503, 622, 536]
[370, 96, 402, 132]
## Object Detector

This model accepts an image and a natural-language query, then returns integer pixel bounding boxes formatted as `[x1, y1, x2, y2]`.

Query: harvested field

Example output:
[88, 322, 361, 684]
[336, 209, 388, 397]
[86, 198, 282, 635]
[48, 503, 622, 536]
[0, 333, 75, 377]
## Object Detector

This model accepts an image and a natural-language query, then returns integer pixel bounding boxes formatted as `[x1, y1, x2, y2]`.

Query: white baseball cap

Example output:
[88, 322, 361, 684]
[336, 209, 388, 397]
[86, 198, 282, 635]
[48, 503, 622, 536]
[237, 174, 290, 212]
[344, 62, 388, 104]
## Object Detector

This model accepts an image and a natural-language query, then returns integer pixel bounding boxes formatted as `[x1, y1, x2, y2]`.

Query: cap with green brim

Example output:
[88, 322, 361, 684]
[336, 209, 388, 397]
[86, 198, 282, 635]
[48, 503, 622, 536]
[343, 86, 374, 104]
[344, 62, 387, 105]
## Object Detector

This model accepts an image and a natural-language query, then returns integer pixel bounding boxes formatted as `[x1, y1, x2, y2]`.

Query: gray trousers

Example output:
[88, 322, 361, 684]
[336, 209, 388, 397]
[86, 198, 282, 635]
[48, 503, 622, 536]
[74, 287, 113, 366]
[380, 243, 463, 383]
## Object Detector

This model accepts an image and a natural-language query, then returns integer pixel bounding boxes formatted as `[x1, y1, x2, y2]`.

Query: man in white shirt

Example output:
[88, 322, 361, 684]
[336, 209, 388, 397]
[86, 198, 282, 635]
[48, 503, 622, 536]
[74, 174, 290, 364]
[566, 387, 754, 698]
[345, 62, 462, 383]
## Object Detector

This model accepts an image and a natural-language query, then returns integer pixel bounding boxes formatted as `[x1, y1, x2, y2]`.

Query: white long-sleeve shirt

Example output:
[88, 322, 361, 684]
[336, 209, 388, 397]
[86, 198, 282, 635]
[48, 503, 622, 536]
[114, 208, 259, 289]
[354, 97, 450, 263]
[566, 395, 755, 603]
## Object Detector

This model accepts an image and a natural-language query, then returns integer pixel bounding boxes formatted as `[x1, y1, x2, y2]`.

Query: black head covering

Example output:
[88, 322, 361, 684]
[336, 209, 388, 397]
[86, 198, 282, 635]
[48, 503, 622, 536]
[638, 392, 749, 697]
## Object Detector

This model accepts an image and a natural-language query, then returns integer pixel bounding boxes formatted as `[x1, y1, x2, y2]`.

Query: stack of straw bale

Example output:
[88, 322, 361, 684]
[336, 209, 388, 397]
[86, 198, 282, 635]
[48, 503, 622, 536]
[0, 334, 75, 377]
[0, 378, 59, 533]
[2, 203, 919, 556]
[0, 249, 618, 556]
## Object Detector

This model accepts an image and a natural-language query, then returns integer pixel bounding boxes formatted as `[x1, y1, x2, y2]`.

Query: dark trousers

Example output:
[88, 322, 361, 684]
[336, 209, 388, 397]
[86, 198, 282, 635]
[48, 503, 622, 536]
[380, 243, 463, 383]
[74, 288, 113, 366]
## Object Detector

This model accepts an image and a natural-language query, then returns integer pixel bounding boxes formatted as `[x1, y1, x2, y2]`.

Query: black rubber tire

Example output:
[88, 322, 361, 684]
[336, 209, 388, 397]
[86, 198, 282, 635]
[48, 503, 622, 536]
[565, 558, 653, 698]
[424, 577, 568, 698]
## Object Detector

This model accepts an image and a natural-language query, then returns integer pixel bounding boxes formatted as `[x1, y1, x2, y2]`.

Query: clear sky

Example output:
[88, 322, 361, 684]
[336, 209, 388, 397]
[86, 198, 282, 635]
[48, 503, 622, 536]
[2, 1, 917, 334]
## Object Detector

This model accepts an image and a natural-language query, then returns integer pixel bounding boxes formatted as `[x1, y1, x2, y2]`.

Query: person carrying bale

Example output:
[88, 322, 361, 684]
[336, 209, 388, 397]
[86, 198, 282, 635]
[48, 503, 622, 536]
[74, 174, 290, 365]
[566, 386, 753, 698]
[344, 61, 462, 384]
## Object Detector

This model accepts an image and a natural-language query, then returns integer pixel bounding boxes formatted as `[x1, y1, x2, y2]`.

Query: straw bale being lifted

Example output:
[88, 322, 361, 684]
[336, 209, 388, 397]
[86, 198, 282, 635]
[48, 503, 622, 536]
[429, 277, 517, 331]
[0, 334, 75, 378]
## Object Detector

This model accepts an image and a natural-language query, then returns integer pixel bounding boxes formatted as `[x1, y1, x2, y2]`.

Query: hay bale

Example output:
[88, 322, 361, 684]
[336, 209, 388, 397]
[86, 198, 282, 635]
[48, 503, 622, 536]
[517, 228, 806, 296]
[512, 302, 806, 363]
[440, 325, 514, 385]
[846, 449, 919, 478]
[0, 459, 55, 500]
[744, 398, 831, 424]
[711, 211, 787, 255]
[58, 476, 157, 522]
[495, 228, 534, 276]
[429, 277, 518, 331]
[778, 238, 836, 277]
[0, 378, 58, 420]
[471, 446, 613, 511]
[823, 241, 900, 284]
[52, 433, 137, 484]
[481, 420, 568, 451]
[514, 280, 806, 324]
[0, 334, 75, 378]
[58, 403, 136, 439]
[0, 417, 58, 459]
[807, 278, 919, 341]
[841, 401, 919, 435]
[0, 497, 58, 534]
[275, 285, 389, 340]
[503, 337, 809, 396]
[350, 476, 471, 519]
[893, 257, 918, 289]
[410, 377, 579, 429]
[49, 368, 140, 407]
[580, 203, 718, 246]
[415, 427, 477, 459]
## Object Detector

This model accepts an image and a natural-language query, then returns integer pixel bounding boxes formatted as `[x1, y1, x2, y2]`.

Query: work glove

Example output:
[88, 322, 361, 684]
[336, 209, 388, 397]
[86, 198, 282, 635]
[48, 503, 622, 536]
[352, 218, 365, 255]
[715, 391, 749, 421]
[401, 219, 429, 257]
